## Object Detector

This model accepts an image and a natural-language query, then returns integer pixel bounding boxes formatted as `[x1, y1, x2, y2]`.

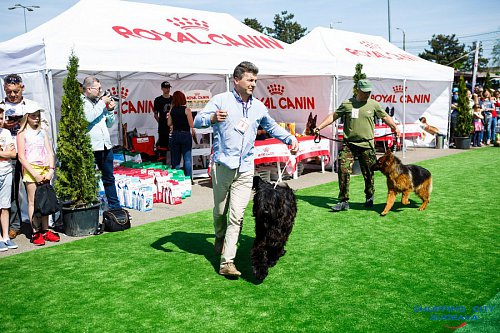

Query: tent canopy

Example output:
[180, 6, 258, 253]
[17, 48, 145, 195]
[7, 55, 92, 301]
[0, 0, 334, 78]
[291, 27, 454, 82]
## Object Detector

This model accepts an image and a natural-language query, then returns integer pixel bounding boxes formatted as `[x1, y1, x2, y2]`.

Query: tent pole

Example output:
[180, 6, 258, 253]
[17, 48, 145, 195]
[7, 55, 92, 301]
[331, 75, 338, 173]
[402, 79, 407, 159]
[225, 74, 230, 92]
[45, 69, 58, 147]
[447, 82, 452, 149]
[117, 72, 123, 147]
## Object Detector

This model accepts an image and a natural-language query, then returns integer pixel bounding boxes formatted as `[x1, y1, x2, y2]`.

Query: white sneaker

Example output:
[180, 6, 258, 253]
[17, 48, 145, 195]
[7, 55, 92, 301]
[4, 239, 18, 249]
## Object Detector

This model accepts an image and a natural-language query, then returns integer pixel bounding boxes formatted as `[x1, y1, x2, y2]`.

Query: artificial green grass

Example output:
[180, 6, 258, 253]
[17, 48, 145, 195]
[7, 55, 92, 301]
[2, 148, 499, 333]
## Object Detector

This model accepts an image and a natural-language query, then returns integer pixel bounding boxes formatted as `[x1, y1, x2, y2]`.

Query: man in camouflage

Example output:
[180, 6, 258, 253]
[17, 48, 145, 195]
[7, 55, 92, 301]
[314, 79, 400, 211]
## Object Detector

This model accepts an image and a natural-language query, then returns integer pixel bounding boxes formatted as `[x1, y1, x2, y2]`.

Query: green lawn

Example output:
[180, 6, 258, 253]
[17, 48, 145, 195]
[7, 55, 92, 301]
[2, 148, 499, 333]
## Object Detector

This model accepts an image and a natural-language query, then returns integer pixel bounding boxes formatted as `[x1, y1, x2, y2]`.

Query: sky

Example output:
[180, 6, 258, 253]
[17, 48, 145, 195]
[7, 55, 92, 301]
[1, 0, 499, 63]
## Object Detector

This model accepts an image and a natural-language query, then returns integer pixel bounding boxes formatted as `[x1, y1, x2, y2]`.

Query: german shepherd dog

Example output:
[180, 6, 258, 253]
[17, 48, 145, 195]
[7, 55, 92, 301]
[304, 112, 317, 135]
[372, 150, 432, 216]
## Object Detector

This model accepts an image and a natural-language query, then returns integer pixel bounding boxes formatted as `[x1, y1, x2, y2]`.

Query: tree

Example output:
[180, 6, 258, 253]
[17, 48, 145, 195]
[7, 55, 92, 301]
[265, 11, 307, 44]
[419, 34, 466, 69]
[484, 71, 492, 92]
[242, 18, 265, 34]
[352, 63, 367, 97]
[454, 76, 473, 138]
[463, 41, 489, 72]
[54, 51, 98, 206]
[492, 38, 500, 67]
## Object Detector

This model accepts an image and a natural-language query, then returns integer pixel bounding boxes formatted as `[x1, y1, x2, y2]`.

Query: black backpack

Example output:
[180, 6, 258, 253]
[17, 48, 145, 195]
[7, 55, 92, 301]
[33, 183, 61, 218]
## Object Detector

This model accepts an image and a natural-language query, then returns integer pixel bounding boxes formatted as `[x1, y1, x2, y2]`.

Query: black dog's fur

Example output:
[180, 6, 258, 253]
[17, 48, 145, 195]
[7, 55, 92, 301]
[251, 176, 297, 281]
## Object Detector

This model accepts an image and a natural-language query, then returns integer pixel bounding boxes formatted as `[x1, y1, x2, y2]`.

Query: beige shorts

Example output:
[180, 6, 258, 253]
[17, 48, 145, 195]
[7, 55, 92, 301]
[23, 164, 49, 183]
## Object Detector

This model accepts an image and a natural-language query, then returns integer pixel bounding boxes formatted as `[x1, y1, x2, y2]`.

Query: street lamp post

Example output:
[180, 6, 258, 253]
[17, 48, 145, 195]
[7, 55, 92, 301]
[387, 0, 391, 42]
[396, 27, 406, 51]
[8, 4, 40, 33]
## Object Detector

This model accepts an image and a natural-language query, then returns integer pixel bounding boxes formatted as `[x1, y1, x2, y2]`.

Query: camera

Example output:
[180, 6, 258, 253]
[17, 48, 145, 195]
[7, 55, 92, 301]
[101, 90, 119, 101]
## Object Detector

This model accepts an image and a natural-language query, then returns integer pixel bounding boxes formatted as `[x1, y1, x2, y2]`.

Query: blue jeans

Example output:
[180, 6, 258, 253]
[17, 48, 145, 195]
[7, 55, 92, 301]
[169, 131, 193, 178]
[94, 149, 120, 210]
[488, 117, 497, 142]
[473, 131, 483, 146]
[483, 117, 492, 143]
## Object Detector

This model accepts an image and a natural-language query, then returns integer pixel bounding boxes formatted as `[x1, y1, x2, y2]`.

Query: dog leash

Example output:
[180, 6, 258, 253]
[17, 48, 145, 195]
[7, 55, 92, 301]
[274, 158, 293, 189]
[314, 131, 396, 143]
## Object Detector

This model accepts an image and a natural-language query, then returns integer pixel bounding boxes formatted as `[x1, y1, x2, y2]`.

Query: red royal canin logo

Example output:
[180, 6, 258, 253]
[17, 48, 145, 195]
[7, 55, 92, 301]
[267, 84, 285, 96]
[260, 83, 315, 111]
[345, 40, 419, 62]
[360, 41, 381, 50]
[107, 85, 155, 116]
[371, 86, 431, 104]
[111, 15, 284, 50]
[392, 85, 408, 94]
[166, 17, 209, 31]
[110, 86, 129, 100]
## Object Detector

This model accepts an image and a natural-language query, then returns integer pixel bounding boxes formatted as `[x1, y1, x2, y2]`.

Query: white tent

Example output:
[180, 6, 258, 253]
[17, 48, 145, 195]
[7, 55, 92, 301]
[0, 2, 454, 151]
[0, 0, 334, 76]
[291, 27, 455, 148]
[0, 0, 335, 144]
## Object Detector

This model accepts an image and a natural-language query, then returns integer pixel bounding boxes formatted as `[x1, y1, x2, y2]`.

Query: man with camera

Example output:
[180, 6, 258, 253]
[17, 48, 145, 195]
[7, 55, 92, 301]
[82, 76, 120, 211]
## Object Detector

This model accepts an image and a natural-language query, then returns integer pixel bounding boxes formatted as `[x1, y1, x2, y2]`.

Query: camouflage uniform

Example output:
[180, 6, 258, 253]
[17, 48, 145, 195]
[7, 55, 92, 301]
[335, 97, 387, 203]
[337, 142, 377, 202]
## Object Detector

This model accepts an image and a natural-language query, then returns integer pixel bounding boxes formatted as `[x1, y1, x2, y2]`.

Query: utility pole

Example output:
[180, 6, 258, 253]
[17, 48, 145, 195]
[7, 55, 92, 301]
[471, 40, 480, 90]
[387, 0, 391, 42]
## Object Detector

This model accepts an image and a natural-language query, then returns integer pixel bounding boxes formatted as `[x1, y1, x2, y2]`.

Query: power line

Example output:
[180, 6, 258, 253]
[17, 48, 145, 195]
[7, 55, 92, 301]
[401, 30, 500, 44]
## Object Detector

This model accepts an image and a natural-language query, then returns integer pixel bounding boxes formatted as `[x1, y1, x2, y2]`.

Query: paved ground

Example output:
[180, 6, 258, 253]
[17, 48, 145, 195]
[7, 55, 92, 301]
[0, 146, 469, 258]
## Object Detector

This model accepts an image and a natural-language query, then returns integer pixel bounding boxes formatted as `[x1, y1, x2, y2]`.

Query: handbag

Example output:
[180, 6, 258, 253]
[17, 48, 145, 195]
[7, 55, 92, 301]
[102, 208, 131, 232]
[33, 183, 61, 218]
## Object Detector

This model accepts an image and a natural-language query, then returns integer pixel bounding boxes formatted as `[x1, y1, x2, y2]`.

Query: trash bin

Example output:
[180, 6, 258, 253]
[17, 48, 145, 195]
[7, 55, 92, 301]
[435, 134, 445, 149]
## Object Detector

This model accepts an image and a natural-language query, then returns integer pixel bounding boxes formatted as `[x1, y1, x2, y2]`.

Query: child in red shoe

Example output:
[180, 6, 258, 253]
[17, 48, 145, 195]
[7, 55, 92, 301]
[16, 106, 59, 246]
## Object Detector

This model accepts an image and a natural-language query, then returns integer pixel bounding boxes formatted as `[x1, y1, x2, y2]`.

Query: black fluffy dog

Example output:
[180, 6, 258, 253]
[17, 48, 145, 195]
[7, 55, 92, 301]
[251, 176, 297, 281]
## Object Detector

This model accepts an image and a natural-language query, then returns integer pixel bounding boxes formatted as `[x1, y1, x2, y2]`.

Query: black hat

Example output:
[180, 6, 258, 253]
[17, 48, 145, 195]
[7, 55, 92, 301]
[161, 81, 171, 88]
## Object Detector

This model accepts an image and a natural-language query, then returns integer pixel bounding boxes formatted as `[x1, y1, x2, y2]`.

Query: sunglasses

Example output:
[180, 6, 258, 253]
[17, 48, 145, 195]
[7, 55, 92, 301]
[28, 113, 40, 118]
[4, 75, 22, 84]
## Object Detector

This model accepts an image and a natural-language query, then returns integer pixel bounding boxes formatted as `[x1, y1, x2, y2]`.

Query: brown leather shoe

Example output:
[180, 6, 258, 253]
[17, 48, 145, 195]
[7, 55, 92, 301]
[219, 263, 241, 277]
[214, 237, 224, 255]
[8, 229, 20, 239]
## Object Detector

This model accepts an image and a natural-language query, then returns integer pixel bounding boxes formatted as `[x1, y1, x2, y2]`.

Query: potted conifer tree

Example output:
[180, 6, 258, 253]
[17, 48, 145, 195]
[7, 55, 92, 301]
[453, 76, 473, 149]
[54, 52, 100, 236]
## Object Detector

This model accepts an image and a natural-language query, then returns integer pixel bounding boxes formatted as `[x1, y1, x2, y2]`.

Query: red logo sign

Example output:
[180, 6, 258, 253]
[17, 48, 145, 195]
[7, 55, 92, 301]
[107, 85, 154, 115]
[267, 84, 285, 96]
[360, 40, 381, 50]
[166, 17, 209, 31]
[111, 16, 284, 50]
[260, 84, 315, 110]
[392, 85, 408, 94]
[371, 86, 431, 104]
[345, 40, 420, 62]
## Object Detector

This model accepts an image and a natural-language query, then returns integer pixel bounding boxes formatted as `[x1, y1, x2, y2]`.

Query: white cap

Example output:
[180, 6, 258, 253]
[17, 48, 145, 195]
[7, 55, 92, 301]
[21, 100, 44, 116]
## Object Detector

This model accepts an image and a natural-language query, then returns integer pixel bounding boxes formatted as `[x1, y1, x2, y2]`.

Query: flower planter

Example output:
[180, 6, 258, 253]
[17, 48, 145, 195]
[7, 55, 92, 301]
[454, 136, 471, 150]
[63, 202, 100, 237]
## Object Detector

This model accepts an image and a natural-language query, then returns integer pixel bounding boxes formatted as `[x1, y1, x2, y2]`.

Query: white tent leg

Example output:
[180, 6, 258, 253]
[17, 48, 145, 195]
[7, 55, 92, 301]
[117, 73, 123, 146]
[402, 78, 407, 159]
